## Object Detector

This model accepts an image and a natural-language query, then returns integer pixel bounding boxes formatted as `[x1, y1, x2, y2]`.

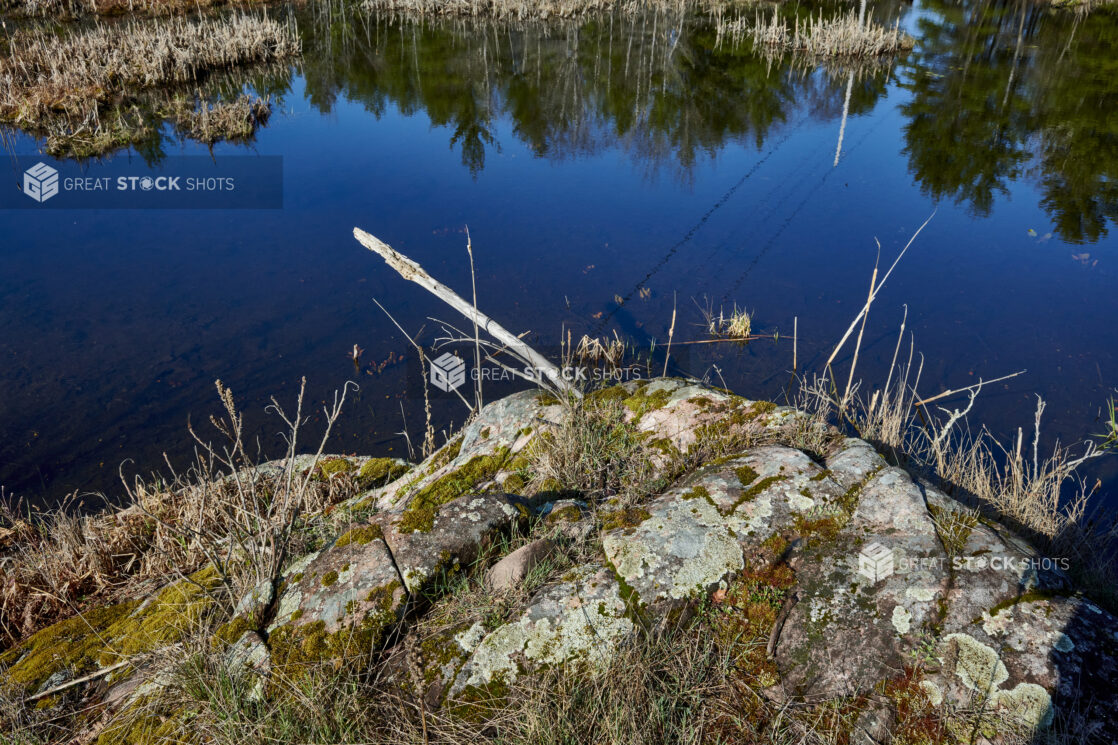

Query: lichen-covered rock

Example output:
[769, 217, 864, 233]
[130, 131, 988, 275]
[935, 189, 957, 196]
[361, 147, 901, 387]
[824, 437, 888, 490]
[602, 445, 846, 613]
[249, 453, 412, 488]
[376, 492, 528, 593]
[927, 590, 1118, 736]
[902, 483, 1118, 736]
[7, 380, 1118, 744]
[603, 486, 743, 610]
[226, 630, 270, 700]
[358, 390, 561, 515]
[774, 465, 950, 700]
[590, 378, 814, 470]
[264, 525, 406, 673]
[447, 565, 634, 700]
[541, 498, 592, 541]
[354, 378, 812, 528]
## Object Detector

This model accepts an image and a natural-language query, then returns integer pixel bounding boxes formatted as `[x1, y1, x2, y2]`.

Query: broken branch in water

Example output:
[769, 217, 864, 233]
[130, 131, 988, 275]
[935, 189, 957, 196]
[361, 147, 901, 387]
[353, 227, 580, 398]
[913, 370, 1027, 408]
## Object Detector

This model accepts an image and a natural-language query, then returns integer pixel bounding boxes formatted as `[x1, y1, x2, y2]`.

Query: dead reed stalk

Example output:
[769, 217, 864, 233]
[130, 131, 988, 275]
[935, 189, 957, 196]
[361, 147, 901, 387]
[742, 8, 913, 58]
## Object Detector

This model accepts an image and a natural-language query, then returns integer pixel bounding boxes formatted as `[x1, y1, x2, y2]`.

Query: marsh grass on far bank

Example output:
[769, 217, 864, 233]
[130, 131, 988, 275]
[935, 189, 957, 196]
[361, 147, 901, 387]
[0, 13, 298, 156]
[728, 6, 914, 57]
[0, 0, 275, 21]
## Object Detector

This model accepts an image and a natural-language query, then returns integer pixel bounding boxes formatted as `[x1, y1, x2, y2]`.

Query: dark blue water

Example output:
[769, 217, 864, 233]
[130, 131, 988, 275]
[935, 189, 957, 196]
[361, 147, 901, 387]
[1, 0, 1116, 507]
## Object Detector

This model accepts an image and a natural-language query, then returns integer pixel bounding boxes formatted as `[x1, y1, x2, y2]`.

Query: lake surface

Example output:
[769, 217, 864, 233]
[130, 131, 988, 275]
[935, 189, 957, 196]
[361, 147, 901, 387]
[2, 0, 1116, 509]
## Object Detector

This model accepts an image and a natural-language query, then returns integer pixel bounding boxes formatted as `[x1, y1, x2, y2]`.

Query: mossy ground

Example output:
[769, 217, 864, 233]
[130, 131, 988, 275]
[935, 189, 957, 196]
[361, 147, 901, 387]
[0, 567, 221, 697]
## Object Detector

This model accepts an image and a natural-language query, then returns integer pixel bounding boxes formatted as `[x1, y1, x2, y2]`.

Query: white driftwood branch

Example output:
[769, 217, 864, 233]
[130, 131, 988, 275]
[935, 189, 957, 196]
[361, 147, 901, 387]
[354, 228, 579, 398]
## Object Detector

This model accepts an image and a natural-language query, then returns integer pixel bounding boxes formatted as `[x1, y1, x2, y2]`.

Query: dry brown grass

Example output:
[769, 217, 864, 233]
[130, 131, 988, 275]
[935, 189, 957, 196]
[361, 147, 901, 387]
[0, 379, 379, 652]
[1, 0, 274, 21]
[0, 14, 298, 155]
[526, 393, 665, 504]
[358, 0, 712, 22]
[171, 93, 272, 143]
[574, 331, 627, 369]
[799, 299, 1118, 611]
[734, 8, 914, 58]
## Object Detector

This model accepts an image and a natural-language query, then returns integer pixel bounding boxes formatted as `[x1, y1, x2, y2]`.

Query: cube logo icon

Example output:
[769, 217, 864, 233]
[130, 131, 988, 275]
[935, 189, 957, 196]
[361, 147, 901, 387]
[23, 162, 59, 203]
[857, 542, 894, 584]
[430, 352, 466, 393]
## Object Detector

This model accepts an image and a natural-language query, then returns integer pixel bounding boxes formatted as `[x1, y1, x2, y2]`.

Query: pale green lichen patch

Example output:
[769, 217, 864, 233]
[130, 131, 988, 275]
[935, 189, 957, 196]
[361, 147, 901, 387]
[981, 608, 1014, 637]
[891, 606, 912, 635]
[993, 682, 1054, 729]
[942, 633, 1009, 692]
[603, 496, 743, 603]
[905, 588, 937, 602]
[452, 566, 633, 694]
[919, 679, 944, 706]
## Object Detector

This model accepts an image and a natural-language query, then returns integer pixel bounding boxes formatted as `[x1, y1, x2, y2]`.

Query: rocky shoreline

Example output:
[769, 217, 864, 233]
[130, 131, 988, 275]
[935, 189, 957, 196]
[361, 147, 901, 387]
[3, 379, 1116, 744]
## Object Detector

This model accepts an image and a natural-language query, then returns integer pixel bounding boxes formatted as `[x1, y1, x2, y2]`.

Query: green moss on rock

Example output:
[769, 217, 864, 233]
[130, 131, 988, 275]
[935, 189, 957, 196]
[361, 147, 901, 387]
[356, 458, 411, 489]
[599, 506, 652, 532]
[426, 436, 465, 473]
[0, 601, 138, 696]
[1, 567, 220, 696]
[397, 447, 511, 533]
[213, 612, 257, 648]
[267, 580, 402, 681]
[316, 457, 356, 479]
[547, 505, 583, 523]
[735, 465, 759, 487]
[334, 523, 384, 549]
